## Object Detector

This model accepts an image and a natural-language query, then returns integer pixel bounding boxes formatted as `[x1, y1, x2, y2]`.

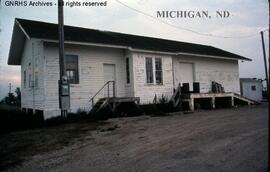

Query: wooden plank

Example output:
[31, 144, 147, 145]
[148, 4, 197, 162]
[108, 97, 140, 103]
[233, 93, 259, 105]
[190, 92, 233, 98]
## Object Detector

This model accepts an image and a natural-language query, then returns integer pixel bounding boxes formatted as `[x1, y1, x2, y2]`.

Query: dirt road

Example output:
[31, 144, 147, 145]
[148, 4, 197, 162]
[2, 104, 268, 172]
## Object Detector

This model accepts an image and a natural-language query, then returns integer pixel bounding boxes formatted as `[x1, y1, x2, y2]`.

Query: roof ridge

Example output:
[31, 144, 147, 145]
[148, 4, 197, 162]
[15, 18, 209, 47]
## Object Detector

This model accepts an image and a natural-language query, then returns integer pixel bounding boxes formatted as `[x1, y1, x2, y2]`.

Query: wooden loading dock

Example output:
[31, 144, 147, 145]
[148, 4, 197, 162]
[182, 92, 259, 111]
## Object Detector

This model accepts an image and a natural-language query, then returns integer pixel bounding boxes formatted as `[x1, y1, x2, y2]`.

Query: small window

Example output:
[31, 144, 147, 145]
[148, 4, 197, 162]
[126, 58, 130, 84]
[29, 74, 32, 88]
[23, 70, 26, 88]
[65, 55, 79, 84]
[146, 57, 153, 83]
[35, 69, 39, 87]
[155, 58, 163, 84]
[28, 63, 32, 88]
[251, 85, 256, 91]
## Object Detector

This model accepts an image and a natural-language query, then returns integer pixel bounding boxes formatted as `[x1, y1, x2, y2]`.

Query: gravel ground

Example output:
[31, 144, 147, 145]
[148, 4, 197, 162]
[2, 104, 268, 172]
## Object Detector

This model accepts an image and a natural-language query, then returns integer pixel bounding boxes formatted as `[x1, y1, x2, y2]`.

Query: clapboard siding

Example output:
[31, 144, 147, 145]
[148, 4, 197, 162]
[21, 39, 45, 111]
[132, 52, 174, 104]
[43, 43, 127, 118]
[20, 40, 241, 119]
[173, 55, 240, 93]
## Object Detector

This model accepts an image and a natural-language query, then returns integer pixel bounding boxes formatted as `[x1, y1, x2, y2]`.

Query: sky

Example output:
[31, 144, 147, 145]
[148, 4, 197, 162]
[0, 0, 269, 99]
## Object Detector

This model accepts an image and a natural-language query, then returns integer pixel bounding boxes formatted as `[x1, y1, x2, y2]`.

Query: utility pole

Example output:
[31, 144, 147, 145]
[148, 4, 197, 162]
[8, 83, 11, 94]
[260, 31, 269, 99]
[58, 0, 70, 118]
[58, 0, 65, 78]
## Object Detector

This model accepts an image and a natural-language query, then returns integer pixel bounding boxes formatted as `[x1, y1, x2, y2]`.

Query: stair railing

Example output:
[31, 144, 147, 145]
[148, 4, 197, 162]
[90, 81, 115, 107]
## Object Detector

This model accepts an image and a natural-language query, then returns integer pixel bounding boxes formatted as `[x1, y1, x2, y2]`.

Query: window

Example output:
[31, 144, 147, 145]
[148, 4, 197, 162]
[28, 63, 32, 88]
[35, 69, 39, 87]
[146, 57, 153, 83]
[126, 58, 130, 84]
[155, 58, 163, 84]
[23, 70, 26, 88]
[145, 57, 163, 84]
[251, 85, 256, 91]
[65, 55, 79, 84]
[66, 69, 76, 83]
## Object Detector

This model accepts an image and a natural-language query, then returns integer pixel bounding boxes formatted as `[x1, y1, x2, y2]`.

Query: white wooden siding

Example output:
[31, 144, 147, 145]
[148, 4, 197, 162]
[132, 52, 174, 104]
[43, 43, 127, 118]
[20, 39, 241, 119]
[21, 39, 45, 111]
[174, 62, 195, 91]
[173, 55, 240, 93]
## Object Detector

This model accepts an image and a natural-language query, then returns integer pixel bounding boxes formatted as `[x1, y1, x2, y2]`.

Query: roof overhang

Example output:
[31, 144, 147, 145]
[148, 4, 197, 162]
[176, 52, 251, 61]
[8, 18, 251, 66]
[43, 39, 252, 61]
[7, 19, 29, 65]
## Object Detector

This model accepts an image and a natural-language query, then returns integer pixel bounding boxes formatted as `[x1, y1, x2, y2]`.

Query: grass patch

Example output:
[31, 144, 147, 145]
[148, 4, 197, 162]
[0, 104, 105, 170]
[0, 119, 104, 171]
[0, 106, 43, 134]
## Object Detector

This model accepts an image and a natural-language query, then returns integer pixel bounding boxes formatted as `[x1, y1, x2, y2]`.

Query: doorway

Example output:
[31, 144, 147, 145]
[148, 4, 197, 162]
[174, 62, 194, 91]
[103, 64, 116, 97]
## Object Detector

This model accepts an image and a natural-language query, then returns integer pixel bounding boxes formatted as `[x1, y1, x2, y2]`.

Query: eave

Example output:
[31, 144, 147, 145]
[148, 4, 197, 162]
[7, 19, 29, 65]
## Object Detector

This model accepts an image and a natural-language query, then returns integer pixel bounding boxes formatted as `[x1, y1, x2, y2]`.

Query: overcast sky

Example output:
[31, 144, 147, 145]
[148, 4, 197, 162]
[0, 0, 269, 99]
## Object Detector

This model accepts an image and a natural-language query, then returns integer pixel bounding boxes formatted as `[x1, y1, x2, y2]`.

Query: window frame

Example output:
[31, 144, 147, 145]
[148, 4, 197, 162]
[155, 57, 163, 84]
[145, 57, 154, 84]
[65, 54, 79, 84]
[28, 63, 32, 88]
[126, 57, 130, 84]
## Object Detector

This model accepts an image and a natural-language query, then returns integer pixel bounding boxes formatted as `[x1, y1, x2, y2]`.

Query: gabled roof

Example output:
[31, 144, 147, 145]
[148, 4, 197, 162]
[8, 18, 251, 65]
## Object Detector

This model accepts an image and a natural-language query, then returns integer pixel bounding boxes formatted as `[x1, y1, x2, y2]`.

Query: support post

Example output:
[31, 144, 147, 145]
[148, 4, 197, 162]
[189, 98, 194, 111]
[211, 97, 215, 109]
[231, 96, 234, 107]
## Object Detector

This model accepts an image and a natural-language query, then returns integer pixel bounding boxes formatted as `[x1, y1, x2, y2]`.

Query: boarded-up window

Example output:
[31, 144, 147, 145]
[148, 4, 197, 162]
[23, 70, 26, 88]
[146, 57, 153, 83]
[155, 58, 163, 84]
[28, 63, 32, 88]
[126, 58, 130, 84]
[65, 55, 79, 84]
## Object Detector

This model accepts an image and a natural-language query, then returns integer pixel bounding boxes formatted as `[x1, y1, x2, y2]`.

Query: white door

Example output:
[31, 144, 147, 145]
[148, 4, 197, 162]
[174, 62, 194, 91]
[103, 64, 116, 97]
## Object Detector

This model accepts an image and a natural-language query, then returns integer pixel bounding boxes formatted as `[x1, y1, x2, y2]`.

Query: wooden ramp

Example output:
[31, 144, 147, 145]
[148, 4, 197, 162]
[182, 92, 259, 111]
[232, 93, 260, 105]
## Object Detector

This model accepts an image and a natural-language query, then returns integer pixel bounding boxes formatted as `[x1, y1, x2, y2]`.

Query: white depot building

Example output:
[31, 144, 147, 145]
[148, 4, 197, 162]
[8, 18, 251, 119]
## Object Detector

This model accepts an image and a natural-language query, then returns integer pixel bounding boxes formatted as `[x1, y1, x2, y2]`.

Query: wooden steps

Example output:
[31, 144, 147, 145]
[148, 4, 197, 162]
[89, 97, 141, 118]
[170, 84, 182, 110]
